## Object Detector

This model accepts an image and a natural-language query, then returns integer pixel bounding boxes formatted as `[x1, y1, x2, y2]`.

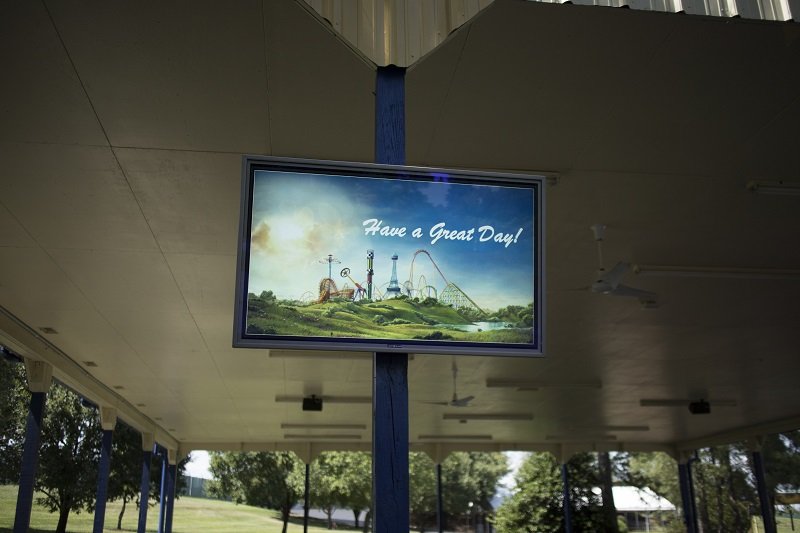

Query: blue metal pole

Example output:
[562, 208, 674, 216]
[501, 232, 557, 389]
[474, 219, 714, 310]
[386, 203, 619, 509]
[375, 65, 405, 166]
[304, 462, 310, 533]
[372, 65, 409, 533]
[752, 450, 777, 533]
[687, 455, 700, 533]
[373, 352, 409, 533]
[137, 449, 152, 533]
[164, 463, 177, 533]
[164, 462, 177, 533]
[13, 391, 46, 533]
[157, 450, 167, 533]
[436, 463, 444, 533]
[561, 463, 573, 533]
[93, 428, 114, 533]
[678, 462, 697, 533]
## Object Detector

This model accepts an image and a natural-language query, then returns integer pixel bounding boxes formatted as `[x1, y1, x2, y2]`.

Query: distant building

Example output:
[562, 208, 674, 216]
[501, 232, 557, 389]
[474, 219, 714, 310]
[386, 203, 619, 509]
[612, 486, 676, 532]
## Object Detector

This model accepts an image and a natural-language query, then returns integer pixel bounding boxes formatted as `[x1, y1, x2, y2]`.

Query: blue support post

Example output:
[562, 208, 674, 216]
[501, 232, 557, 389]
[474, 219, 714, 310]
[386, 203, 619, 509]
[375, 65, 405, 166]
[752, 449, 777, 533]
[137, 434, 155, 533]
[14, 360, 52, 533]
[678, 461, 697, 533]
[436, 463, 444, 533]
[373, 353, 409, 533]
[561, 463, 573, 533]
[13, 391, 46, 533]
[157, 449, 167, 533]
[137, 449, 152, 533]
[164, 462, 177, 533]
[304, 462, 310, 533]
[372, 65, 409, 533]
[93, 427, 115, 533]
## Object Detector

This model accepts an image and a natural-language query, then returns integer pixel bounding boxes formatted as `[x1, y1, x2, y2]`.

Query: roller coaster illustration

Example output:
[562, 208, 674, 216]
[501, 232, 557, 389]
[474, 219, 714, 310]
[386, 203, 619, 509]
[311, 249, 484, 315]
[405, 249, 484, 314]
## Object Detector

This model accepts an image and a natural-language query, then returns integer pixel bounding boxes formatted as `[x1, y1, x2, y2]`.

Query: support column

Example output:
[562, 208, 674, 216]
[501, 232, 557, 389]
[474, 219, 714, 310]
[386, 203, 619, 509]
[677, 453, 697, 533]
[93, 407, 117, 533]
[561, 462, 573, 533]
[137, 433, 155, 533]
[436, 462, 444, 533]
[372, 64, 408, 533]
[372, 352, 409, 533]
[164, 449, 178, 533]
[157, 447, 167, 533]
[13, 360, 52, 533]
[304, 462, 310, 533]
[750, 438, 777, 533]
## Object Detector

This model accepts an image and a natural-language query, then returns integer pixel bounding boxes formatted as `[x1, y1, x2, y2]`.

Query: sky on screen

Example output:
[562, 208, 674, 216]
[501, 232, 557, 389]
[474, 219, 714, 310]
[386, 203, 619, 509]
[248, 171, 535, 311]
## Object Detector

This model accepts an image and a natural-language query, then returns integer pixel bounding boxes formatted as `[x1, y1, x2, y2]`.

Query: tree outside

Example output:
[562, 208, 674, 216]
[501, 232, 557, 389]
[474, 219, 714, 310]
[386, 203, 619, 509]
[0, 360, 27, 484]
[208, 451, 305, 533]
[0, 359, 184, 533]
[496, 452, 603, 533]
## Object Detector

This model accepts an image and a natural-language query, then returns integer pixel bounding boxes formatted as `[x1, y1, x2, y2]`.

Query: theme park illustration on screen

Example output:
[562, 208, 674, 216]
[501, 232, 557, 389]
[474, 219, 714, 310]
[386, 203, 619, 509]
[245, 170, 536, 345]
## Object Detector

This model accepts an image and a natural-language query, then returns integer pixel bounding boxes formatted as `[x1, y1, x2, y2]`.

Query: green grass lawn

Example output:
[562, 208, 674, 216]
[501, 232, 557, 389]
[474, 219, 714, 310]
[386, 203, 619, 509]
[0, 485, 359, 533]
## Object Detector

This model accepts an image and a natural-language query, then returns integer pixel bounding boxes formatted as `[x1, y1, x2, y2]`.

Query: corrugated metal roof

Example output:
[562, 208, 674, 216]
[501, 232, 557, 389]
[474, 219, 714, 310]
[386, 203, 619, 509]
[301, 0, 493, 66]
[302, 0, 796, 68]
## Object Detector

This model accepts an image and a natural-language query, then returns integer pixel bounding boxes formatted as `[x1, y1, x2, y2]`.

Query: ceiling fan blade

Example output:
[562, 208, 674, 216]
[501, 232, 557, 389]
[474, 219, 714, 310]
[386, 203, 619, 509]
[452, 395, 475, 407]
[610, 284, 656, 300]
[603, 261, 630, 288]
[420, 401, 449, 406]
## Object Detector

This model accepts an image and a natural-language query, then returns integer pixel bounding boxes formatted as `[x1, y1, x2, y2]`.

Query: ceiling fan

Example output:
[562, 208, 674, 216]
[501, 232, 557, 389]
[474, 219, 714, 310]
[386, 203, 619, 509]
[422, 359, 475, 408]
[587, 224, 657, 304]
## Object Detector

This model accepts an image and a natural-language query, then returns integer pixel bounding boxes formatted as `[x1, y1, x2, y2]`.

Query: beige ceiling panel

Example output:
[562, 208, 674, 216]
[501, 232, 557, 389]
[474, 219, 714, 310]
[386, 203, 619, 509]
[0, 143, 157, 252]
[283, 358, 370, 382]
[264, 0, 375, 162]
[226, 378, 291, 400]
[0, 247, 149, 366]
[0, 2, 106, 146]
[115, 149, 242, 255]
[49, 248, 187, 316]
[166, 253, 237, 317]
[0, 203, 36, 249]
[408, 2, 678, 172]
[106, 310, 209, 362]
[194, 313, 255, 356]
[137, 352, 222, 387]
[742, 97, 800, 179]
[176, 397, 239, 422]
[44, 0, 269, 153]
[573, 17, 800, 176]
[211, 348, 284, 382]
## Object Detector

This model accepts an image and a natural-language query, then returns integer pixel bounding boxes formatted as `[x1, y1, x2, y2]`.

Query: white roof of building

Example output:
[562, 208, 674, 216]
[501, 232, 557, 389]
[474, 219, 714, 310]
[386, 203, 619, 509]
[612, 486, 676, 513]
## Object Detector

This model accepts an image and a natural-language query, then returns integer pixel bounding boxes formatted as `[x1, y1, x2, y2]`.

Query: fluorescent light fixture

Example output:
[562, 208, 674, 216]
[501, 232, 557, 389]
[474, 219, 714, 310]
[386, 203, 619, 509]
[269, 351, 371, 360]
[566, 425, 649, 432]
[281, 423, 367, 430]
[633, 265, 800, 280]
[275, 395, 371, 404]
[486, 379, 602, 390]
[640, 399, 737, 407]
[418, 434, 493, 440]
[546, 435, 617, 441]
[747, 180, 800, 196]
[284, 434, 362, 440]
[442, 413, 533, 421]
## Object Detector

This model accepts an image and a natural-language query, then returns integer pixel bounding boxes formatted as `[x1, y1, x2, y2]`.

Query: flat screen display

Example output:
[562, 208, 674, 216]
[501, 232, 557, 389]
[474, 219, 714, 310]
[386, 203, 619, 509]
[234, 157, 545, 356]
